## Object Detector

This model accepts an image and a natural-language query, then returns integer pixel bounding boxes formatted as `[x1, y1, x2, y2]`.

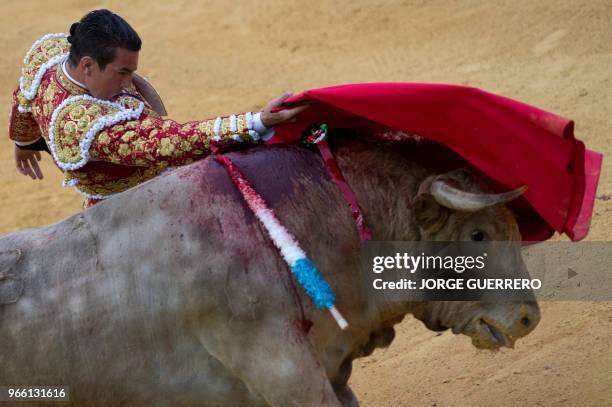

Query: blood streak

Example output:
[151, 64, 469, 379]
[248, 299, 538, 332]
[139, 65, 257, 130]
[214, 154, 313, 333]
[316, 140, 372, 241]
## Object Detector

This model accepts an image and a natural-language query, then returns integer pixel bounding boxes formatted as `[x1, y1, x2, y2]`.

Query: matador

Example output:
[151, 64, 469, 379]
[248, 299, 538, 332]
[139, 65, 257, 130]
[8, 10, 306, 207]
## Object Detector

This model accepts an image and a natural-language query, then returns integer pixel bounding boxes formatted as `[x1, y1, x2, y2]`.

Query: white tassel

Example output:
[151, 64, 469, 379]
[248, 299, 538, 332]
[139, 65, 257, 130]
[329, 306, 348, 330]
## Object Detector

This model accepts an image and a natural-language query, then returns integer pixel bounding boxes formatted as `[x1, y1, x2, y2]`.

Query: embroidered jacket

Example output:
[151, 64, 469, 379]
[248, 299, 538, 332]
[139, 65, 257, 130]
[8, 33, 271, 204]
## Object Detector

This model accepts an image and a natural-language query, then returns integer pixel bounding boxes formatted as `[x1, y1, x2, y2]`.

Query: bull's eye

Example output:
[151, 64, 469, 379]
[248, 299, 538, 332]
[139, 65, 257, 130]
[471, 229, 485, 241]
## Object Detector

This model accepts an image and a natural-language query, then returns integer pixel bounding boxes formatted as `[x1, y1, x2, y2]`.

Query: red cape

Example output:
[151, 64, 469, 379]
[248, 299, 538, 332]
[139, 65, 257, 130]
[268, 83, 602, 242]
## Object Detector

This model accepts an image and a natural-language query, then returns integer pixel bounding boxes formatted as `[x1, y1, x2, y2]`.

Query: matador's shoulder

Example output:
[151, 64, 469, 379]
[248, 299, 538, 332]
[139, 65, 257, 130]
[17, 33, 70, 112]
[49, 95, 144, 170]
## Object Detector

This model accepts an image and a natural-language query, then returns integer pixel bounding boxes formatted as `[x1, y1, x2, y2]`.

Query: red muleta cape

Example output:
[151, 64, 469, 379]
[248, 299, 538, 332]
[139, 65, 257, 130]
[268, 83, 603, 242]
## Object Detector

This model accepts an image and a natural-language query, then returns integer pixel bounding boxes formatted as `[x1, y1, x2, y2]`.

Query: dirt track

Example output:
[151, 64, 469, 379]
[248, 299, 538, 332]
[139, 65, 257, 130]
[1, 1, 610, 406]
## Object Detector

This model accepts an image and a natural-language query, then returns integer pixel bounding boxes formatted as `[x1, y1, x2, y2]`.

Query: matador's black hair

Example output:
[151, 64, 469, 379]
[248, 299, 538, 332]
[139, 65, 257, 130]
[67, 9, 141, 70]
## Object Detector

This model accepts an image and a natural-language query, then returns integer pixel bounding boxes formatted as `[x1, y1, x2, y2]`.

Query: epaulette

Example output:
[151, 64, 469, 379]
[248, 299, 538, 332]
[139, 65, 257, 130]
[48, 95, 144, 170]
[18, 33, 70, 113]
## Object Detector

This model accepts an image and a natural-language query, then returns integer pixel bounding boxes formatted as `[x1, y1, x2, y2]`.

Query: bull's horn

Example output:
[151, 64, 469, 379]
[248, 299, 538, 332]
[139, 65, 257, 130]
[430, 181, 527, 212]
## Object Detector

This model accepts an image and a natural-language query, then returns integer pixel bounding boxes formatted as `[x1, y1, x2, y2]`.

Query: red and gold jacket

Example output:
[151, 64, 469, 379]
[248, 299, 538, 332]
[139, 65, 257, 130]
[8, 33, 272, 206]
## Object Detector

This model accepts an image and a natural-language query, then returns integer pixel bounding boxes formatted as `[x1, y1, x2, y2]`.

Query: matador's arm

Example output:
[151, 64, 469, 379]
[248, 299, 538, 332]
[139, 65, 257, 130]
[49, 95, 272, 171]
[8, 86, 43, 148]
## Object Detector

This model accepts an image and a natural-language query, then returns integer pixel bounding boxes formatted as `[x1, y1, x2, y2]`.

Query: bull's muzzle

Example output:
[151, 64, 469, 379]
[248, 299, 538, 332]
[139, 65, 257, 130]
[474, 301, 540, 349]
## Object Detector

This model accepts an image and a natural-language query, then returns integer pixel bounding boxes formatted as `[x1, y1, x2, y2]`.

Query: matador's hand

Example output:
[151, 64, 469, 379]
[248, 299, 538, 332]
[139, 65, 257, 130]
[14, 145, 44, 180]
[260, 92, 309, 128]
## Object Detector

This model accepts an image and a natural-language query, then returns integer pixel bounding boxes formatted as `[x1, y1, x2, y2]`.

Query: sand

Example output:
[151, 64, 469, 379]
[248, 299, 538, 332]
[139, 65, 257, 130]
[1, 1, 610, 405]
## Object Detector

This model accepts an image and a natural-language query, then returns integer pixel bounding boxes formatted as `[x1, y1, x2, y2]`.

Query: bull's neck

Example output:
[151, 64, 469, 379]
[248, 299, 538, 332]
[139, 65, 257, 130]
[331, 141, 427, 241]
[329, 140, 431, 325]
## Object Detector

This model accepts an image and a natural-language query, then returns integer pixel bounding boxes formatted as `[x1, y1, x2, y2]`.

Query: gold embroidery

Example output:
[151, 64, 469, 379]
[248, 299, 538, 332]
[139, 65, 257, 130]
[236, 114, 247, 133]
[133, 139, 145, 151]
[9, 110, 42, 143]
[146, 107, 160, 118]
[21, 36, 70, 97]
[47, 47, 60, 58]
[118, 144, 131, 156]
[178, 140, 191, 153]
[86, 104, 101, 116]
[56, 65, 87, 96]
[77, 116, 90, 130]
[116, 95, 141, 110]
[63, 121, 77, 137]
[68, 104, 86, 120]
[66, 164, 167, 198]
[63, 133, 76, 145]
[43, 82, 60, 103]
[97, 131, 110, 145]
[197, 120, 211, 135]
[121, 131, 136, 142]
[159, 138, 175, 156]
[181, 122, 195, 133]
[52, 98, 120, 165]
[141, 118, 154, 129]
[220, 117, 230, 139]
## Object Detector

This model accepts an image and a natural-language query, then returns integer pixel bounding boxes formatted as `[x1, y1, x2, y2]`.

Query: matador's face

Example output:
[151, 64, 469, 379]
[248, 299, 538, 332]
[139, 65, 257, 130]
[84, 47, 139, 101]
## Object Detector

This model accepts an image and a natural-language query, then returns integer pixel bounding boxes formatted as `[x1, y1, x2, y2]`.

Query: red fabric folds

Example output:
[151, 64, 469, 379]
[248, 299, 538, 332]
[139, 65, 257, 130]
[268, 83, 603, 242]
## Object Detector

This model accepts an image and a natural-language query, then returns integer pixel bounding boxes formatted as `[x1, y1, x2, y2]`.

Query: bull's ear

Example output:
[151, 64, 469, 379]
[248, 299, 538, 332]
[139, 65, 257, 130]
[413, 193, 449, 234]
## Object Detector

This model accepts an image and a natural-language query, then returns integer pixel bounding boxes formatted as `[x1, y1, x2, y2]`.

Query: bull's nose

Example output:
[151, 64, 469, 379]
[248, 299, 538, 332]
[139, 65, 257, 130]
[511, 301, 540, 338]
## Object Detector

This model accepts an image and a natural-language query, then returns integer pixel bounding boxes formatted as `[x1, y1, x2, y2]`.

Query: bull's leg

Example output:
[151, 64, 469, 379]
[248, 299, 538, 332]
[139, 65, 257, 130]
[335, 385, 359, 407]
[195, 317, 342, 407]
[333, 358, 359, 407]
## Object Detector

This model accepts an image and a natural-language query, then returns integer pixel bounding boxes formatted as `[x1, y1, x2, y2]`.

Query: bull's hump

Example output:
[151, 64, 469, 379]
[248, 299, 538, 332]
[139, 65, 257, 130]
[178, 145, 331, 208]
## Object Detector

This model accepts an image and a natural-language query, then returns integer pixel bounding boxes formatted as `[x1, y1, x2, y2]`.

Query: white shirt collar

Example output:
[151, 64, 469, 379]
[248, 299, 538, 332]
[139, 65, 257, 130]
[62, 58, 88, 90]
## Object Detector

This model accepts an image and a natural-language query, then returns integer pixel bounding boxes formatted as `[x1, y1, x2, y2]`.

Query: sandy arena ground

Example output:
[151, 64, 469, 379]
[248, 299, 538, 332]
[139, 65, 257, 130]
[1, 1, 611, 406]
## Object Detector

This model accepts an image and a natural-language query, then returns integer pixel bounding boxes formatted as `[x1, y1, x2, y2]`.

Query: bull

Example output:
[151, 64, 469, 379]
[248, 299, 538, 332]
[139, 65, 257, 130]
[0, 136, 540, 406]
